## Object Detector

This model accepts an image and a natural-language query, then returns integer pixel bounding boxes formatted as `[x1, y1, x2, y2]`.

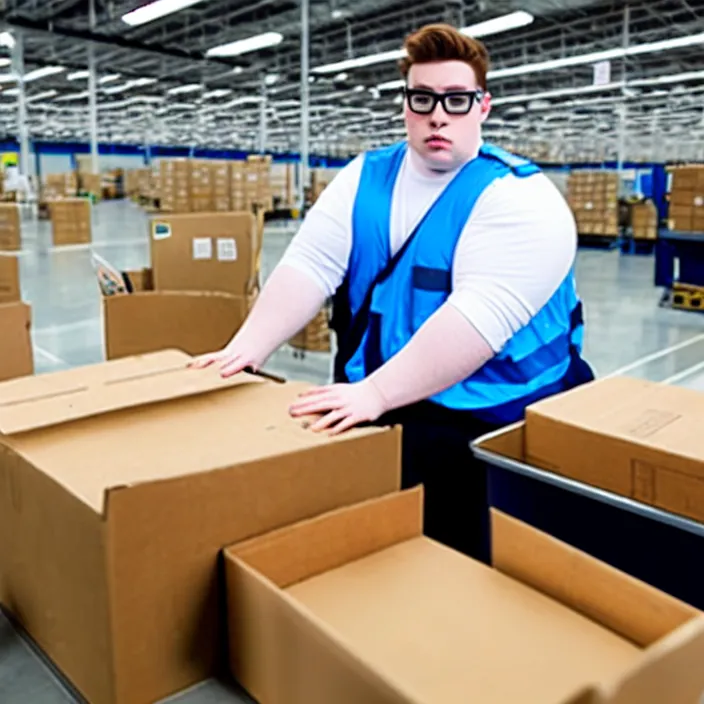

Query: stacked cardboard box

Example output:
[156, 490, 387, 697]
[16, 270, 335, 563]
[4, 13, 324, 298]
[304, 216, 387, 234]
[211, 160, 231, 212]
[246, 155, 274, 211]
[43, 172, 78, 199]
[230, 161, 246, 211]
[160, 160, 190, 212]
[289, 307, 331, 353]
[631, 200, 658, 240]
[190, 159, 215, 213]
[668, 166, 704, 232]
[567, 171, 619, 236]
[49, 198, 92, 246]
[0, 203, 21, 251]
[0, 253, 33, 381]
[80, 173, 101, 199]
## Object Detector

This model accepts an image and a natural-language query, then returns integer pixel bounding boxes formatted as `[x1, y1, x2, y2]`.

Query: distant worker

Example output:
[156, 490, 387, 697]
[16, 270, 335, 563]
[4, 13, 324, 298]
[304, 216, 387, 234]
[192, 23, 594, 562]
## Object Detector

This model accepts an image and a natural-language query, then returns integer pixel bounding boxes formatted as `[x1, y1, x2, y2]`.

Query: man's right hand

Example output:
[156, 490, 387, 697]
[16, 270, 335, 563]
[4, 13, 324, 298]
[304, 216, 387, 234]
[188, 339, 265, 378]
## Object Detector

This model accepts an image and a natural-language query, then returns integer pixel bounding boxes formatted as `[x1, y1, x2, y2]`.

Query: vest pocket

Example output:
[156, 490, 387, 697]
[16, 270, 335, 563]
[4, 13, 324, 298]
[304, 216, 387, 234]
[411, 266, 451, 331]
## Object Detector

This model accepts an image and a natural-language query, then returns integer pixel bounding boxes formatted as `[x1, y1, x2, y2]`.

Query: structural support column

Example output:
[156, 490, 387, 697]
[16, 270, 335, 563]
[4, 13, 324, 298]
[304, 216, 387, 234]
[88, 0, 99, 173]
[258, 77, 267, 154]
[299, 0, 310, 212]
[616, 3, 629, 179]
[12, 31, 30, 177]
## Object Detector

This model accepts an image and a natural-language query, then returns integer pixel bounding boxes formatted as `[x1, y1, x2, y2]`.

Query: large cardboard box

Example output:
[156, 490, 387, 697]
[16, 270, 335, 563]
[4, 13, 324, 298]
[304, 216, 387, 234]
[524, 376, 704, 523]
[0, 349, 401, 704]
[225, 487, 704, 704]
[49, 198, 92, 246]
[0, 203, 21, 251]
[0, 253, 20, 303]
[0, 301, 32, 381]
[150, 212, 258, 296]
[103, 288, 255, 359]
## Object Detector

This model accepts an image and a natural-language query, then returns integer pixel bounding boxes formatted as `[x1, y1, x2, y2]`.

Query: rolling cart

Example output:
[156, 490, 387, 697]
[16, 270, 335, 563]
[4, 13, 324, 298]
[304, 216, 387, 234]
[472, 422, 704, 611]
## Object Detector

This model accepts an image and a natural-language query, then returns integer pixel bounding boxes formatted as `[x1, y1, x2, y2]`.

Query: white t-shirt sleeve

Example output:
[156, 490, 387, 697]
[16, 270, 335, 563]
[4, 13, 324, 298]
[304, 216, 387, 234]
[448, 172, 577, 353]
[276, 155, 364, 298]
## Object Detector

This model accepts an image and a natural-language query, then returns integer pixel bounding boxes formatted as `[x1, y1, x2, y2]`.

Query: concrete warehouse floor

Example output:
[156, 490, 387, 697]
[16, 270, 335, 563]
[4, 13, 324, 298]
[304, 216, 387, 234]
[3, 197, 704, 703]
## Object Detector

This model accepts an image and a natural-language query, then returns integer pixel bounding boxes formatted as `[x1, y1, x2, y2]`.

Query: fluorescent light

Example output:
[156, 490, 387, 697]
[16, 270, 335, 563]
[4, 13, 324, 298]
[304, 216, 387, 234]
[99, 74, 121, 84]
[121, 0, 205, 27]
[0, 59, 10, 69]
[462, 11, 534, 38]
[0, 32, 15, 49]
[313, 12, 534, 75]
[54, 92, 90, 101]
[206, 31, 283, 58]
[203, 88, 232, 99]
[67, 70, 90, 80]
[27, 90, 58, 103]
[629, 69, 704, 87]
[132, 77, 157, 86]
[493, 82, 622, 105]
[2, 88, 19, 96]
[166, 83, 201, 95]
[24, 65, 65, 82]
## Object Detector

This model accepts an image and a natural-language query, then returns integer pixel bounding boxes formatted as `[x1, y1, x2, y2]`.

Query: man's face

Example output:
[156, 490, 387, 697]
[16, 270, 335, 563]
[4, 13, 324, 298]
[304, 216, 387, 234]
[404, 60, 490, 171]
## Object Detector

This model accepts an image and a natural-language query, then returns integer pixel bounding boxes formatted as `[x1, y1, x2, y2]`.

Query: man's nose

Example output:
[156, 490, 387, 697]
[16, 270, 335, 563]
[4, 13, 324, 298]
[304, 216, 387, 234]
[429, 101, 448, 127]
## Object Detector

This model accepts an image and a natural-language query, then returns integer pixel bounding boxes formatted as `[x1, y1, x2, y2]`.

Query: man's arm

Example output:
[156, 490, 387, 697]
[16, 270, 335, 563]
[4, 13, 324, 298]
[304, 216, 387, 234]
[191, 157, 363, 375]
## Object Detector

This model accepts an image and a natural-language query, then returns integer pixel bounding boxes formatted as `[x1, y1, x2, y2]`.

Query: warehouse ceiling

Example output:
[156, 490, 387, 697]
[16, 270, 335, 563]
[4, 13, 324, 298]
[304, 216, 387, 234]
[1, 0, 704, 162]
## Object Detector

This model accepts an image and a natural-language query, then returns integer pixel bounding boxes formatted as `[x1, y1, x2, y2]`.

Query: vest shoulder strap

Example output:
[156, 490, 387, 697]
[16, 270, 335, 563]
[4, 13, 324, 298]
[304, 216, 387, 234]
[480, 142, 540, 178]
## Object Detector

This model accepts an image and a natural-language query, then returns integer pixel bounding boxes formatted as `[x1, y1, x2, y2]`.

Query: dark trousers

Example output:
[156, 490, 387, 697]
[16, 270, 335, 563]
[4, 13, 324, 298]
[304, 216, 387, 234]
[377, 402, 503, 564]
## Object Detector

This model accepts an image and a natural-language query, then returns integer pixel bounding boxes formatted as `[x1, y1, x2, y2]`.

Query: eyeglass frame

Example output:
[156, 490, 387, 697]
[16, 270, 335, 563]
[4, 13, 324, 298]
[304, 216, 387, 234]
[402, 86, 485, 115]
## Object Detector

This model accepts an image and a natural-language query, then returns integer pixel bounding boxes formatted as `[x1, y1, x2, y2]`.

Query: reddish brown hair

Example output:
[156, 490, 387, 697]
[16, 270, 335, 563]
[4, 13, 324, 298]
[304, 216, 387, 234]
[399, 23, 490, 90]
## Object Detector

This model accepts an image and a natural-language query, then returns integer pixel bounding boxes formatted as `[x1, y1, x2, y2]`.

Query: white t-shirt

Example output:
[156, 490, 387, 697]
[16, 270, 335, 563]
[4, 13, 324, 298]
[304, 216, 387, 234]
[279, 146, 577, 353]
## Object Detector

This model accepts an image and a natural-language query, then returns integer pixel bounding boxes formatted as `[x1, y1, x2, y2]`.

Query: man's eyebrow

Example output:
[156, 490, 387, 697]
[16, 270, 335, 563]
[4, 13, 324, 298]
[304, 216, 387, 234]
[409, 83, 475, 91]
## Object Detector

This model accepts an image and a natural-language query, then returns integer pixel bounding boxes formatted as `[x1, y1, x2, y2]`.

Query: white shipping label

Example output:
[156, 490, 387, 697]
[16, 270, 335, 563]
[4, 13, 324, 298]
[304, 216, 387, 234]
[193, 237, 213, 260]
[695, 196, 704, 207]
[217, 238, 237, 261]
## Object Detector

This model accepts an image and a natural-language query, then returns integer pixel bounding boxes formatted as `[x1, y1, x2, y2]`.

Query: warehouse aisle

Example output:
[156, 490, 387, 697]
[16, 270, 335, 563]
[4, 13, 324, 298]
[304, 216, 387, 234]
[17, 199, 704, 387]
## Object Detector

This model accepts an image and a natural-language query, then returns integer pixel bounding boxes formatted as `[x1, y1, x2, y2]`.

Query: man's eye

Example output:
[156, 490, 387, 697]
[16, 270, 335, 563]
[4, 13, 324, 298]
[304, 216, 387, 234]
[447, 95, 469, 108]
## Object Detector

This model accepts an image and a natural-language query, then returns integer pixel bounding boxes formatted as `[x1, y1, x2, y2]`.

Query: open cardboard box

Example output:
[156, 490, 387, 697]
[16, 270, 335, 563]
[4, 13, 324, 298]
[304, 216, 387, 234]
[0, 349, 400, 704]
[102, 266, 257, 360]
[224, 487, 704, 704]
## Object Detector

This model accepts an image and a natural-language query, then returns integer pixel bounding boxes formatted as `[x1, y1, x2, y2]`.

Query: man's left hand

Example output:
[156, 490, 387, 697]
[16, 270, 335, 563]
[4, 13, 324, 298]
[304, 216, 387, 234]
[289, 380, 387, 435]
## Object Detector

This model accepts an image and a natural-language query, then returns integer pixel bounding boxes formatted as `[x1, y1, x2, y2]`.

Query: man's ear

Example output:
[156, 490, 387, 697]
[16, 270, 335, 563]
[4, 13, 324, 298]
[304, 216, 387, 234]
[479, 91, 492, 123]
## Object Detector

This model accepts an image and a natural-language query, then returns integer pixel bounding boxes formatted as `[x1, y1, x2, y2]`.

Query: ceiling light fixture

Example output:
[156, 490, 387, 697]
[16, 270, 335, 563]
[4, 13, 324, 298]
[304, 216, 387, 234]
[121, 0, 205, 27]
[203, 88, 233, 99]
[0, 59, 11, 69]
[99, 74, 121, 84]
[67, 70, 90, 80]
[313, 11, 533, 74]
[166, 83, 201, 95]
[206, 31, 283, 58]
[24, 66, 65, 82]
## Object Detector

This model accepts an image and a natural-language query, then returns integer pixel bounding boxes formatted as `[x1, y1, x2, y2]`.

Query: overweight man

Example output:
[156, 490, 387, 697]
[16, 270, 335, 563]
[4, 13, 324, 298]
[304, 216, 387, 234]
[192, 22, 594, 562]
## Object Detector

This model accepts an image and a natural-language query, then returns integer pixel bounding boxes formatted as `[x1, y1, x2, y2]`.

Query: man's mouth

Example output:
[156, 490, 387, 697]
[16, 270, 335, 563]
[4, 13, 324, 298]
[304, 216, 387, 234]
[425, 135, 451, 148]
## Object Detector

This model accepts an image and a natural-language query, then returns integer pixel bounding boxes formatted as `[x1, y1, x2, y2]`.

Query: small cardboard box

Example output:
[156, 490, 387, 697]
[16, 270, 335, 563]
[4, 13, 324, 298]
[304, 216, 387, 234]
[224, 487, 704, 704]
[0, 253, 20, 303]
[150, 212, 258, 297]
[525, 376, 704, 522]
[0, 301, 32, 381]
[0, 350, 401, 704]
[0, 203, 21, 251]
[103, 288, 255, 360]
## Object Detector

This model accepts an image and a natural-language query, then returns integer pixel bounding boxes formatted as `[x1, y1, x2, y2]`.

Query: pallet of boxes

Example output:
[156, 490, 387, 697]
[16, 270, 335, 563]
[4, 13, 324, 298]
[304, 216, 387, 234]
[99, 210, 262, 360]
[0, 203, 33, 381]
[289, 305, 332, 358]
[630, 200, 658, 240]
[567, 171, 620, 244]
[49, 197, 92, 246]
[668, 165, 704, 233]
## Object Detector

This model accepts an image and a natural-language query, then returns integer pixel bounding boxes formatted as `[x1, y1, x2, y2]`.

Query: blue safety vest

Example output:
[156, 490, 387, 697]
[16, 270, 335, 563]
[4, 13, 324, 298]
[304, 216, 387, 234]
[333, 140, 591, 424]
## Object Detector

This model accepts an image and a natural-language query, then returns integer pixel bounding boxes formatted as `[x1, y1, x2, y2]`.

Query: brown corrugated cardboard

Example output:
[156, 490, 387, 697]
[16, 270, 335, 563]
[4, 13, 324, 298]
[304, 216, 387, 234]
[0, 349, 401, 704]
[49, 199, 92, 246]
[0, 301, 33, 381]
[225, 487, 704, 704]
[0, 203, 21, 251]
[0, 253, 20, 303]
[103, 289, 254, 359]
[150, 212, 258, 296]
[524, 376, 704, 522]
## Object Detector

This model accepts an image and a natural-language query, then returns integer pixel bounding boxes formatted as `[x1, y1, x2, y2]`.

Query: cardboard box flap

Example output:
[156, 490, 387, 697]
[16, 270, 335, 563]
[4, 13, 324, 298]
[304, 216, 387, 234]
[490, 509, 698, 647]
[0, 349, 265, 435]
[227, 488, 424, 589]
